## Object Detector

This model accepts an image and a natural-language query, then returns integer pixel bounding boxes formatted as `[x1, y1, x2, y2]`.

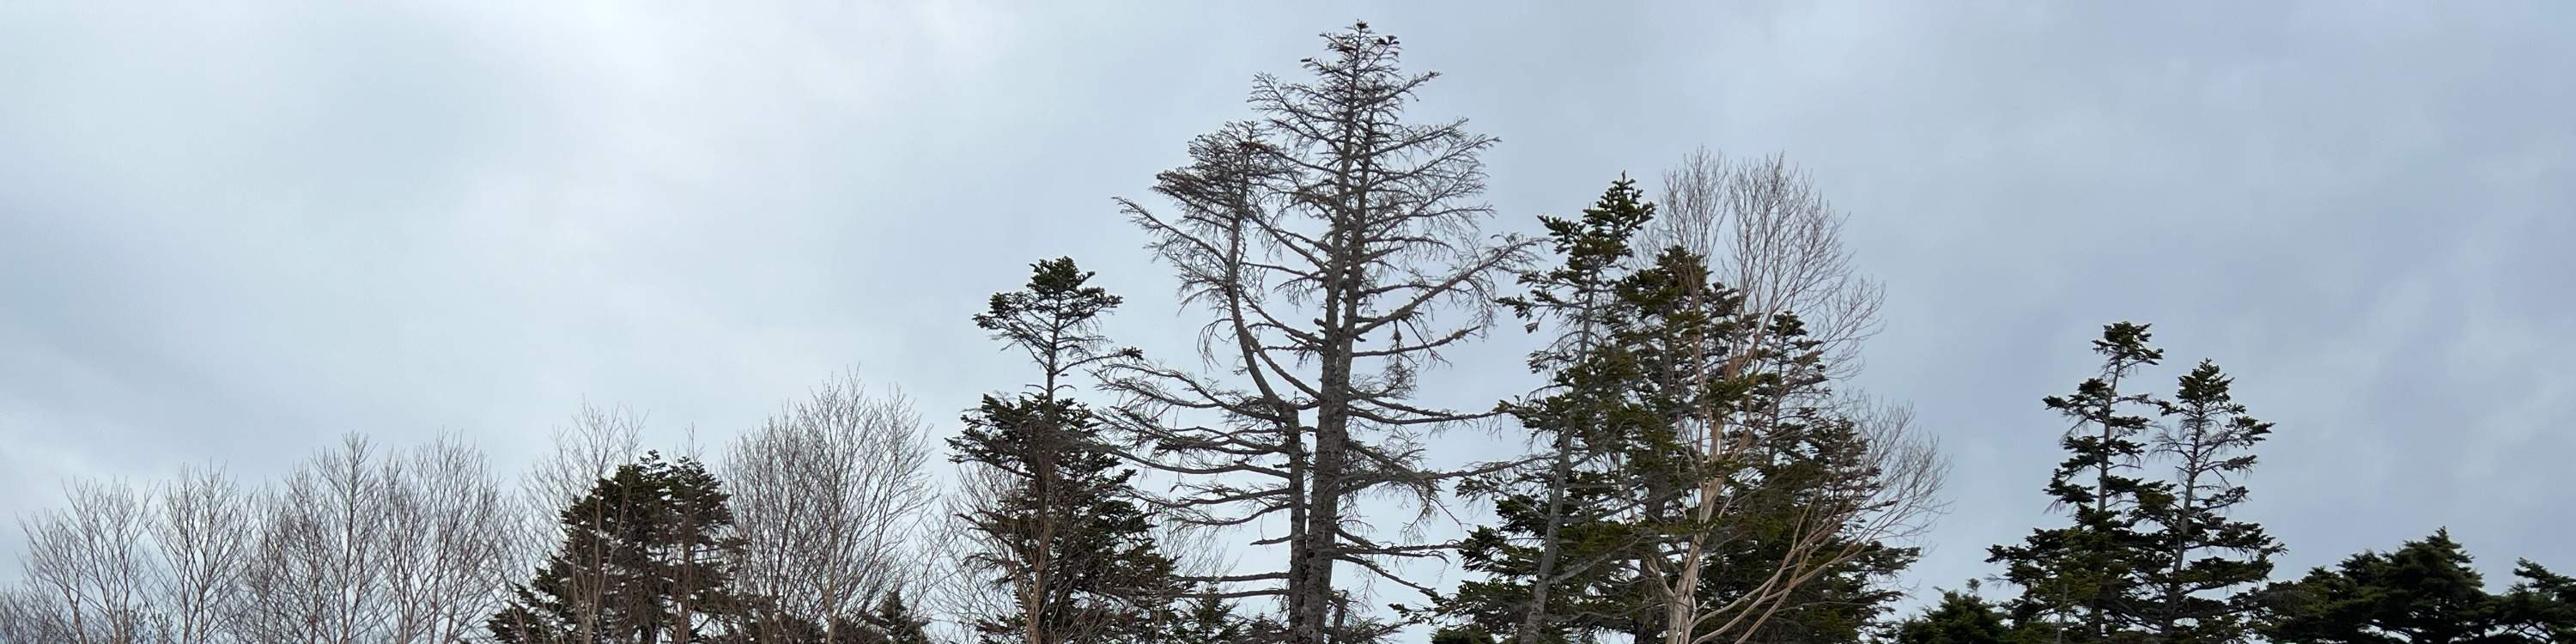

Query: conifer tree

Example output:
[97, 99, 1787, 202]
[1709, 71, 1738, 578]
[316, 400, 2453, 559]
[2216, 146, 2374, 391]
[1449, 180, 1931, 644]
[2259, 530, 2573, 643]
[2134, 361, 2280, 643]
[1449, 178, 1665, 644]
[1893, 589, 2011, 644]
[490, 452, 749, 644]
[1157, 592, 1252, 644]
[1103, 21, 1536, 644]
[859, 591, 936, 644]
[1988, 323, 2169, 643]
[951, 257, 1176, 644]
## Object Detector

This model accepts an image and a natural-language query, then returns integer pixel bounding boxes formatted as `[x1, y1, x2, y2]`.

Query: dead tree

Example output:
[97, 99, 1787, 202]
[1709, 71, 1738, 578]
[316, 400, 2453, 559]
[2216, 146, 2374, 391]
[1102, 21, 1534, 644]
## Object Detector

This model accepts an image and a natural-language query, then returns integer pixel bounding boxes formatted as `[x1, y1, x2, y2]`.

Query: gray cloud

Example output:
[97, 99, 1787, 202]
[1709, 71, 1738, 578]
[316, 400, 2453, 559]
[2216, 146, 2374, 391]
[3, 0, 2569, 626]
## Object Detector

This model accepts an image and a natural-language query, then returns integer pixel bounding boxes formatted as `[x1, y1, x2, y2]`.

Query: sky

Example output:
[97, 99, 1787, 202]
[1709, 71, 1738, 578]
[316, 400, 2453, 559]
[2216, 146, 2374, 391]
[3, 0, 2572, 628]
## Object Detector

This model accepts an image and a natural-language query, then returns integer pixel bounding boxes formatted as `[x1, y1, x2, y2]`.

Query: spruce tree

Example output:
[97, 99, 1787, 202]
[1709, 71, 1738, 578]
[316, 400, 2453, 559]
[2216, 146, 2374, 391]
[1157, 592, 1251, 644]
[1697, 320, 1919, 644]
[1894, 589, 2012, 644]
[1988, 322, 2169, 643]
[2135, 361, 2280, 643]
[1449, 178, 1665, 643]
[490, 452, 749, 644]
[951, 257, 1176, 644]
[2259, 529, 2561, 643]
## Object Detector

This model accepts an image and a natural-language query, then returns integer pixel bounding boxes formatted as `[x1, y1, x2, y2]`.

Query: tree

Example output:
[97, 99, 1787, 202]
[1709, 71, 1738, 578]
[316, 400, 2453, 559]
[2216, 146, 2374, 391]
[2500, 561, 2576, 641]
[951, 257, 1177, 644]
[490, 452, 749, 644]
[2134, 361, 2280, 643]
[1988, 322, 2169, 643]
[1159, 592, 1253, 644]
[1620, 149, 1936, 644]
[728, 374, 936, 643]
[2258, 529, 2565, 643]
[10, 478, 153, 644]
[1893, 589, 2010, 644]
[1101, 21, 1536, 644]
[1445, 178, 1938, 644]
[1449, 178, 1664, 644]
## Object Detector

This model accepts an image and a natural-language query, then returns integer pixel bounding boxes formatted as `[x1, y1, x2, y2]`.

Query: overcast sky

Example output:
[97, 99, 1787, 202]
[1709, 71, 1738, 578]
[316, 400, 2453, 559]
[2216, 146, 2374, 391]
[4, 0, 2571, 624]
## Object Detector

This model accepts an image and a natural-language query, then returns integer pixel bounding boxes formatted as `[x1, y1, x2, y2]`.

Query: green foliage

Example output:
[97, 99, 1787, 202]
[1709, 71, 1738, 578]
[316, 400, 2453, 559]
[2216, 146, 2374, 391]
[2260, 530, 2574, 643]
[1447, 179, 1911, 644]
[1157, 592, 1253, 644]
[489, 452, 750, 644]
[1894, 590, 2011, 644]
[2132, 360, 2281, 643]
[951, 257, 1177, 644]
[1988, 322, 2172, 643]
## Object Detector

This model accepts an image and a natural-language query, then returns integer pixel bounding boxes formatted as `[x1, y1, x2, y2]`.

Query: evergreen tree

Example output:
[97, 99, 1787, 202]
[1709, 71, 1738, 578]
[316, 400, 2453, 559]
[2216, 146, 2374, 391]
[2500, 561, 2576, 641]
[951, 258, 1176, 644]
[1988, 322, 2169, 643]
[1157, 592, 1251, 644]
[2134, 361, 2280, 643]
[1894, 589, 2011, 644]
[1449, 179, 1669, 644]
[1698, 352, 1921, 644]
[490, 452, 749, 644]
[2258, 529, 2557, 643]
[859, 591, 936, 644]
[1449, 180, 1917, 644]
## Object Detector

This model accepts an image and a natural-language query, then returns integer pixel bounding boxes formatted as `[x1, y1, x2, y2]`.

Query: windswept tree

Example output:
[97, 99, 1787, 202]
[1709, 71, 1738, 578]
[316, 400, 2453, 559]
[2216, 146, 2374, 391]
[950, 257, 1178, 644]
[1579, 149, 1938, 644]
[2134, 361, 2281, 643]
[2260, 530, 2575, 643]
[1989, 323, 2170, 643]
[1448, 178, 1670, 643]
[1892, 587, 2011, 644]
[1100, 21, 1536, 644]
[1439, 176, 1938, 644]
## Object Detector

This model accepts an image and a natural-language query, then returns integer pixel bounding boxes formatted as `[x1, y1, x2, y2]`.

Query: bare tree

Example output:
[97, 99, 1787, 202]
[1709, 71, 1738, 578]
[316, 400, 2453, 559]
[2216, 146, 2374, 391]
[1616, 149, 1941, 644]
[501, 403, 646, 644]
[12, 479, 155, 644]
[1102, 22, 1534, 644]
[725, 373, 935, 641]
[1645, 149, 1882, 381]
[152, 465, 251, 644]
[379, 436, 518, 644]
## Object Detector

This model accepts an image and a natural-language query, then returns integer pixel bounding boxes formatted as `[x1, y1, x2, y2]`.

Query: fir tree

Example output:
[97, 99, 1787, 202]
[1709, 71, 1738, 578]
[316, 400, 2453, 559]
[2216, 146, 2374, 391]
[1449, 178, 1668, 643]
[859, 591, 936, 644]
[1157, 591, 1251, 644]
[490, 452, 749, 644]
[2258, 529, 2565, 643]
[951, 257, 1176, 644]
[1894, 589, 2011, 644]
[2134, 361, 2280, 643]
[1988, 322, 2169, 643]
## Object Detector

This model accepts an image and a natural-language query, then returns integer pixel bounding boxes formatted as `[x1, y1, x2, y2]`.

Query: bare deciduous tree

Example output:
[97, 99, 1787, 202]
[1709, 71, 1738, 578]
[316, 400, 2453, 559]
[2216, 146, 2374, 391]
[380, 437, 517, 644]
[503, 403, 646, 644]
[12, 479, 155, 644]
[152, 465, 251, 644]
[1102, 22, 1534, 644]
[1619, 149, 1941, 644]
[726, 373, 936, 641]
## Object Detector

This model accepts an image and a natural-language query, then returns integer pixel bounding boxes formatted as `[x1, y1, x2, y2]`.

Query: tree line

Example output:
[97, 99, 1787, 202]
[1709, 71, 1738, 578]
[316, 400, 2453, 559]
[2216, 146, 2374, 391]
[5, 21, 2569, 644]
